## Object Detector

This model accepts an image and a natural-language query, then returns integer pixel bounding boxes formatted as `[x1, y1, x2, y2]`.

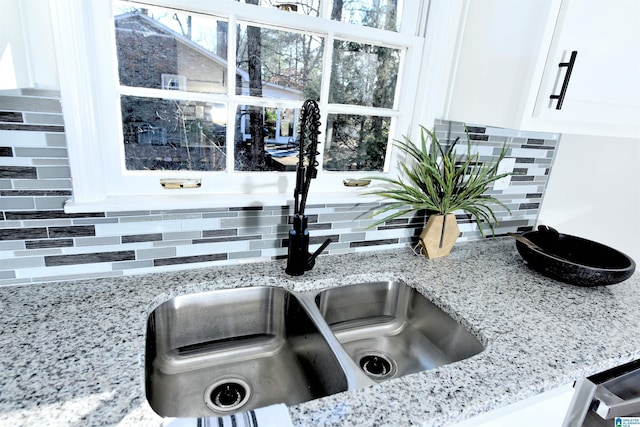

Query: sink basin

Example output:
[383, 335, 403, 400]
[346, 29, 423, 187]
[314, 281, 485, 381]
[145, 286, 348, 417]
[145, 281, 485, 417]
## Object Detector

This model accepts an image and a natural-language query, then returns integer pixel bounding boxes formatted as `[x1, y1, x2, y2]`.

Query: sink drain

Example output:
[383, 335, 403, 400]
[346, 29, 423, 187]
[204, 378, 251, 412]
[359, 353, 396, 379]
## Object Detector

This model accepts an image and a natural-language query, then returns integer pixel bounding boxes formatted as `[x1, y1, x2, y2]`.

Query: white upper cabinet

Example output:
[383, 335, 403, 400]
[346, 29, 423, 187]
[446, 0, 640, 139]
[530, 0, 640, 138]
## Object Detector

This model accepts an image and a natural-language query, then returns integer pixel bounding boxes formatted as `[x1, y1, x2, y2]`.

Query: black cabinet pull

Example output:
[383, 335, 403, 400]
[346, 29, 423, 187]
[549, 50, 578, 110]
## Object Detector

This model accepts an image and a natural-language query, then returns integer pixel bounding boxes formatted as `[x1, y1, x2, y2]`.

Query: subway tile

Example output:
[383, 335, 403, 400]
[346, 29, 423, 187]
[112, 259, 155, 270]
[137, 247, 177, 260]
[162, 230, 202, 241]
[2, 190, 71, 197]
[13, 147, 68, 158]
[161, 212, 202, 220]
[106, 211, 152, 217]
[12, 179, 72, 190]
[122, 233, 163, 244]
[202, 229, 237, 238]
[237, 226, 272, 236]
[0, 241, 25, 250]
[48, 225, 95, 238]
[95, 220, 182, 237]
[0, 270, 17, 280]
[1, 256, 46, 269]
[350, 238, 400, 248]
[25, 239, 74, 249]
[194, 235, 260, 244]
[119, 214, 164, 223]
[72, 217, 119, 225]
[229, 250, 262, 260]
[14, 247, 63, 257]
[34, 197, 68, 210]
[0, 228, 48, 241]
[0, 197, 35, 210]
[19, 89, 61, 97]
[153, 253, 227, 267]
[0, 123, 64, 133]
[519, 203, 540, 210]
[36, 166, 71, 179]
[45, 133, 67, 146]
[0, 129, 48, 147]
[75, 236, 122, 247]
[220, 216, 286, 228]
[249, 239, 283, 250]
[0, 112, 23, 123]
[44, 250, 135, 266]
[23, 113, 65, 125]
[0, 96, 62, 113]
[0, 166, 37, 179]
[153, 239, 194, 248]
[5, 210, 103, 220]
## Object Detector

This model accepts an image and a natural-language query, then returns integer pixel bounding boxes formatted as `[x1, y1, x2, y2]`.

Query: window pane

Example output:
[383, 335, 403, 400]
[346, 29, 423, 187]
[236, 24, 324, 100]
[235, 105, 300, 171]
[329, 40, 400, 108]
[235, 0, 321, 17]
[329, 0, 402, 31]
[323, 114, 390, 171]
[121, 96, 227, 171]
[114, 3, 228, 94]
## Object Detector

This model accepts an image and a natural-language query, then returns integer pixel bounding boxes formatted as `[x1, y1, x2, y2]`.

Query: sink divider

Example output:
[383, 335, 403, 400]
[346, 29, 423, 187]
[294, 291, 377, 390]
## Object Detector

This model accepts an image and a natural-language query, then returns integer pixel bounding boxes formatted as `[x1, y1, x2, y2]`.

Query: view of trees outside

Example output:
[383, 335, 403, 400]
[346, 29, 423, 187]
[113, 0, 402, 174]
[234, 24, 324, 171]
[324, 39, 399, 171]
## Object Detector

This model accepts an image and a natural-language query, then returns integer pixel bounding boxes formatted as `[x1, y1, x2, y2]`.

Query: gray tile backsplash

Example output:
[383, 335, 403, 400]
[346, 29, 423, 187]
[0, 90, 560, 285]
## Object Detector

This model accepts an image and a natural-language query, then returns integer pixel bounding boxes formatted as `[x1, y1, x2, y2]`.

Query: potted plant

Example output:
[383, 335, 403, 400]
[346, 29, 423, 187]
[366, 125, 512, 258]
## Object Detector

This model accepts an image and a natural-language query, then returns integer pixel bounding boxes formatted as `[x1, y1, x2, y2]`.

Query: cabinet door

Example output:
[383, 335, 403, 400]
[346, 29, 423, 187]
[532, 0, 640, 138]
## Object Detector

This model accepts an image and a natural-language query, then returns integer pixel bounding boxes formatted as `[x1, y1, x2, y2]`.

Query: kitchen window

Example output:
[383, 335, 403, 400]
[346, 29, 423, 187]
[50, 0, 434, 212]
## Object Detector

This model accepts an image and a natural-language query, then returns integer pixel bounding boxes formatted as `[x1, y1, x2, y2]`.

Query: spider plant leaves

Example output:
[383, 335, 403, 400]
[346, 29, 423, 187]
[365, 125, 513, 235]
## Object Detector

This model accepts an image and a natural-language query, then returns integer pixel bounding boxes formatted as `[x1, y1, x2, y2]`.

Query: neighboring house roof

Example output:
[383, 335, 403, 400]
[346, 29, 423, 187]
[114, 12, 302, 97]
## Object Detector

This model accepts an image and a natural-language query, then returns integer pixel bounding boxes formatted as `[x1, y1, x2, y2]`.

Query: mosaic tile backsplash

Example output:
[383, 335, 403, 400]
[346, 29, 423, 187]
[0, 90, 559, 285]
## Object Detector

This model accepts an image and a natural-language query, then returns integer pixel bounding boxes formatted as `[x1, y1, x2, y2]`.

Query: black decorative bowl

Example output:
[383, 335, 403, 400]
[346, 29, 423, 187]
[514, 226, 636, 286]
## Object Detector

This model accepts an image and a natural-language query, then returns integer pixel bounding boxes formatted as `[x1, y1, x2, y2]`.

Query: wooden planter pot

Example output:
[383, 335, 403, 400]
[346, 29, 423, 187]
[419, 214, 460, 259]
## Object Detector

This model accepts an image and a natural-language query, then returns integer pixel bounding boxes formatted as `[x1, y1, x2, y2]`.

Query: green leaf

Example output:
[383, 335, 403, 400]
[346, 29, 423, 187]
[364, 126, 514, 235]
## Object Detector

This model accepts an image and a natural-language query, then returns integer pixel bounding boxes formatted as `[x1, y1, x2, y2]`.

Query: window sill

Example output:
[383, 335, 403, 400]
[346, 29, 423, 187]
[63, 190, 380, 213]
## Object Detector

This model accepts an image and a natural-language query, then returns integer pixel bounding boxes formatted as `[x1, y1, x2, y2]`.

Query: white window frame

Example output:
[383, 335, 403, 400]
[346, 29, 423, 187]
[49, 0, 461, 212]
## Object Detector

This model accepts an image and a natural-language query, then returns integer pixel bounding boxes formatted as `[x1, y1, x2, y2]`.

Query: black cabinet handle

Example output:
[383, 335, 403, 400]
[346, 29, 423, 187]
[550, 50, 578, 110]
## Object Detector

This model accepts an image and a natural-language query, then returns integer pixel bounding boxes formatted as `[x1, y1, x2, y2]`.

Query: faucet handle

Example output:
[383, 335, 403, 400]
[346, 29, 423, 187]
[307, 238, 332, 270]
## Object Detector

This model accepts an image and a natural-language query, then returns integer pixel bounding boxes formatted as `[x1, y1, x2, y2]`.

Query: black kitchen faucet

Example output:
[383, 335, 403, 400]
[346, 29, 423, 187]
[285, 99, 331, 276]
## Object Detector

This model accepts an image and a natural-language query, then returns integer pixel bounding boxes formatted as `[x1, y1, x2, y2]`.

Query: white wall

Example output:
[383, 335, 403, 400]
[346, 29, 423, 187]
[0, 0, 59, 90]
[538, 134, 640, 262]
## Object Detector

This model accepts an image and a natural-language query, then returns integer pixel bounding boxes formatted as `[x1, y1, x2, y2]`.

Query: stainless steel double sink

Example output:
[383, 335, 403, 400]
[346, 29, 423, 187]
[145, 281, 485, 417]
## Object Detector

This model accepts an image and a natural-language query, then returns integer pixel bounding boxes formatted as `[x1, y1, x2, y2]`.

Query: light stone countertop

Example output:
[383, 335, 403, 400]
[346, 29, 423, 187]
[1, 238, 639, 426]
